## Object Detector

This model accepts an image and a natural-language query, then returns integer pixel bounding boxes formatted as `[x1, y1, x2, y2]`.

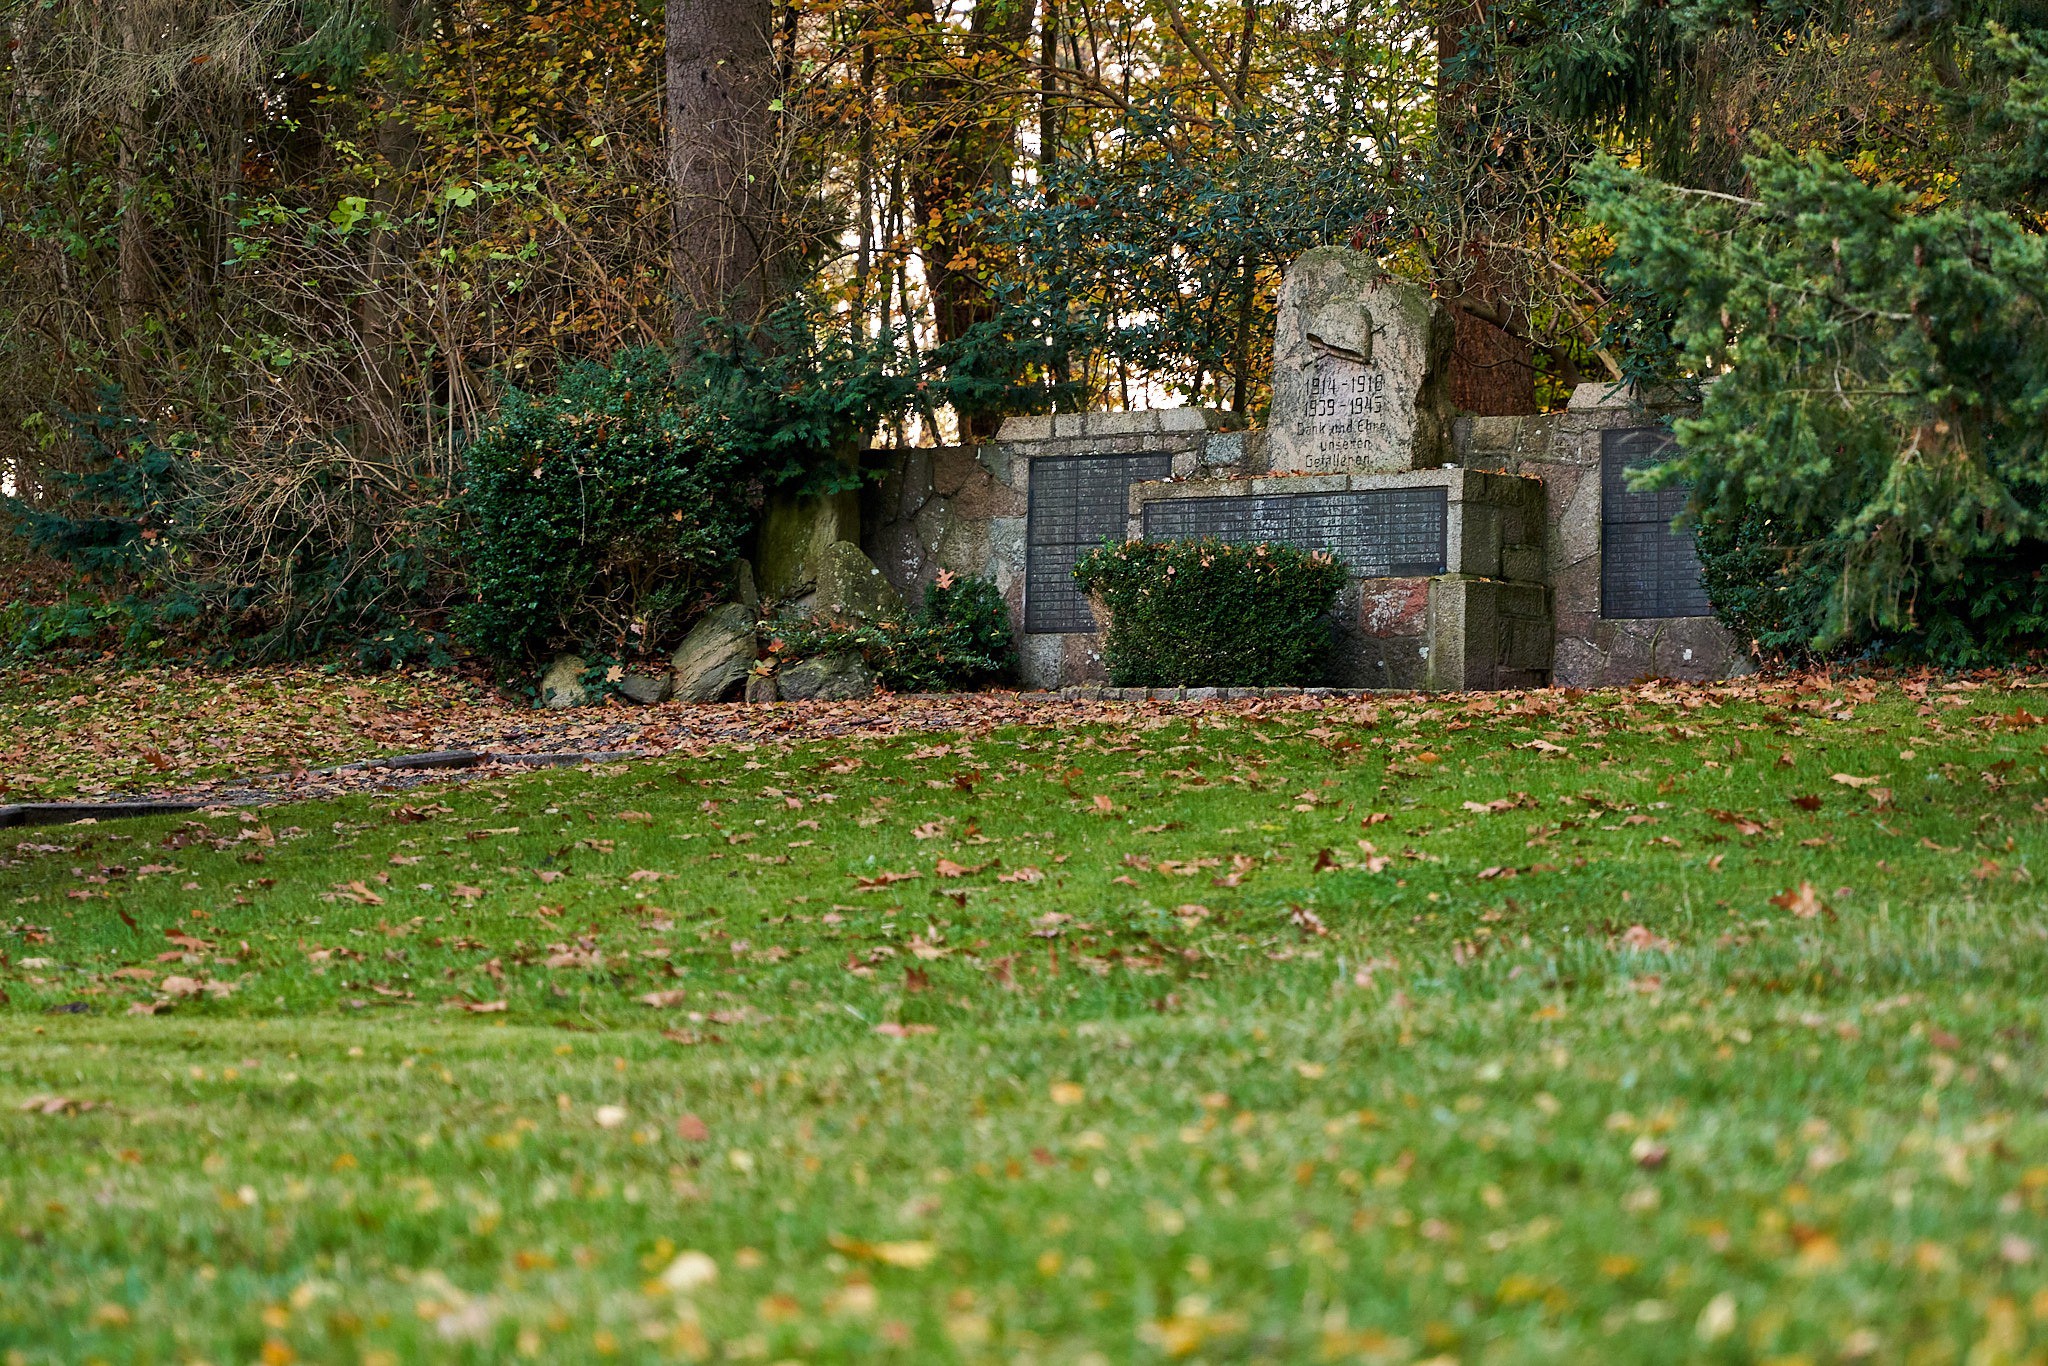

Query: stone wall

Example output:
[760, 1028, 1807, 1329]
[1456, 383, 1751, 687]
[859, 410, 1244, 689]
[859, 385, 1752, 694]
[1125, 467, 1548, 691]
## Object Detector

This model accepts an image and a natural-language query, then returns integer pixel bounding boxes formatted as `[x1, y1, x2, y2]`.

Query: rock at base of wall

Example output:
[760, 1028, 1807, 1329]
[756, 490, 860, 601]
[539, 654, 588, 709]
[777, 652, 876, 702]
[671, 603, 759, 703]
[618, 671, 674, 705]
[744, 672, 779, 704]
[812, 541, 903, 624]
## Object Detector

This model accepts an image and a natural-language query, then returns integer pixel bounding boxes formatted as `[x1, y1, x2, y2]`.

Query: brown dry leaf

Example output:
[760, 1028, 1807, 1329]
[617, 811, 654, 825]
[935, 858, 992, 878]
[334, 880, 384, 906]
[997, 866, 1044, 884]
[1290, 905, 1330, 937]
[1091, 794, 1115, 815]
[20, 1095, 99, 1116]
[1521, 740, 1568, 756]
[626, 870, 665, 883]
[1463, 793, 1536, 815]
[1769, 881, 1826, 918]
[1710, 809, 1766, 835]
[450, 885, 484, 901]
[852, 869, 919, 889]
[459, 999, 507, 1014]
[874, 1022, 938, 1038]
[911, 821, 949, 841]
[1830, 773, 1882, 789]
[637, 989, 689, 1008]
[675, 1113, 711, 1141]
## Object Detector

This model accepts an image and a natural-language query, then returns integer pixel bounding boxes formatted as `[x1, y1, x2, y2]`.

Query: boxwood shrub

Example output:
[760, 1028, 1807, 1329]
[1072, 538, 1347, 687]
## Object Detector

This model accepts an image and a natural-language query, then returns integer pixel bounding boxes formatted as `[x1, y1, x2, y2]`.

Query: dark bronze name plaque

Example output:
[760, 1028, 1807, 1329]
[1599, 427, 1713, 620]
[1026, 453, 1173, 633]
[1140, 487, 1448, 578]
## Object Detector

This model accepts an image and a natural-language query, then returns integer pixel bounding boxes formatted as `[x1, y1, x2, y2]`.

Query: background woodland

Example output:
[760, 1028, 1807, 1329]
[0, 0, 2043, 666]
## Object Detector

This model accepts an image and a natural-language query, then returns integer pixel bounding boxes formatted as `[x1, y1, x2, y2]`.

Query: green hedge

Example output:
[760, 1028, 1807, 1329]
[453, 350, 761, 666]
[1072, 538, 1347, 687]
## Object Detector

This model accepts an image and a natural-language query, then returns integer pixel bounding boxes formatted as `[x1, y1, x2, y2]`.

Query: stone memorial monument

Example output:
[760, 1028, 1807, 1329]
[1266, 246, 1455, 475]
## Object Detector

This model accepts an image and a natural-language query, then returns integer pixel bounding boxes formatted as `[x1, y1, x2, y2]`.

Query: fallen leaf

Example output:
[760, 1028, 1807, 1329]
[874, 1022, 937, 1037]
[660, 1251, 719, 1292]
[675, 1114, 710, 1141]
[1769, 881, 1825, 918]
[636, 990, 689, 1008]
[1830, 773, 1881, 789]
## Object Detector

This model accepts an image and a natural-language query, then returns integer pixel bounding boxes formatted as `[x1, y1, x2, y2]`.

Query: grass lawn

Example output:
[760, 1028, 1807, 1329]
[4, 674, 2048, 1364]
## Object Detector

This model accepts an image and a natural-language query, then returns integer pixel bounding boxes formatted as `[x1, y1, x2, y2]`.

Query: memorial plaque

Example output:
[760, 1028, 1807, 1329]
[1600, 427, 1713, 619]
[1025, 453, 1172, 633]
[1267, 247, 1453, 475]
[1142, 488, 1448, 578]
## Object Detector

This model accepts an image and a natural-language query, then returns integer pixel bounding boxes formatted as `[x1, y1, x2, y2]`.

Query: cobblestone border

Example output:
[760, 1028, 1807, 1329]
[1055, 685, 1393, 701]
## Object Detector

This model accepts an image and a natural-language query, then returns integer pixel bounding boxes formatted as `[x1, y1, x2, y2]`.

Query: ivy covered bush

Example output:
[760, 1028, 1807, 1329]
[454, 349, 763, 666]
[1072, 538, 1347, 687]
[769, 571, 1016, 692]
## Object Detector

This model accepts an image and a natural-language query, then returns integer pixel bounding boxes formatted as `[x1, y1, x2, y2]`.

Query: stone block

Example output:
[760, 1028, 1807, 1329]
[1501, 616, 1555, 672]
[1464, 415, 1528, 454]
[778, 651, 876, 702]
[1569, 380, 1636, 410]
[618, 671, 673, 706]
[1201, 432, 1248, 468]
[1089, 410, 1163, 436]
[1360, 579, 1430, 637]
[996, 414, 1053, 442]
[1171, 452, 1198, 478]
[756, 488, 860, 601]
[1268, 247, 1455, 475]
[1251, 473, 1349, 495]
[538, 654, 588, 709]
[1158, 407, 1217, 433]
[1501, 545, 1544, 583]
[1018, 632, 1064, 690]
[744, 673, 779, 704]
[671, 602, 758, 703]
[812, 541, 904, 624]
[895, 449, 934, 518]
[1454, 504, 1501, 577]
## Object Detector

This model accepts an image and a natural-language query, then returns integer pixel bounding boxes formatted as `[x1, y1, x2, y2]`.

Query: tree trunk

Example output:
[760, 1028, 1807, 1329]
[1434, 0, 1536, 416]
[901, 0, 1033, 438]
[113, 3, 150, 387]
[667, 0, 780, 340]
